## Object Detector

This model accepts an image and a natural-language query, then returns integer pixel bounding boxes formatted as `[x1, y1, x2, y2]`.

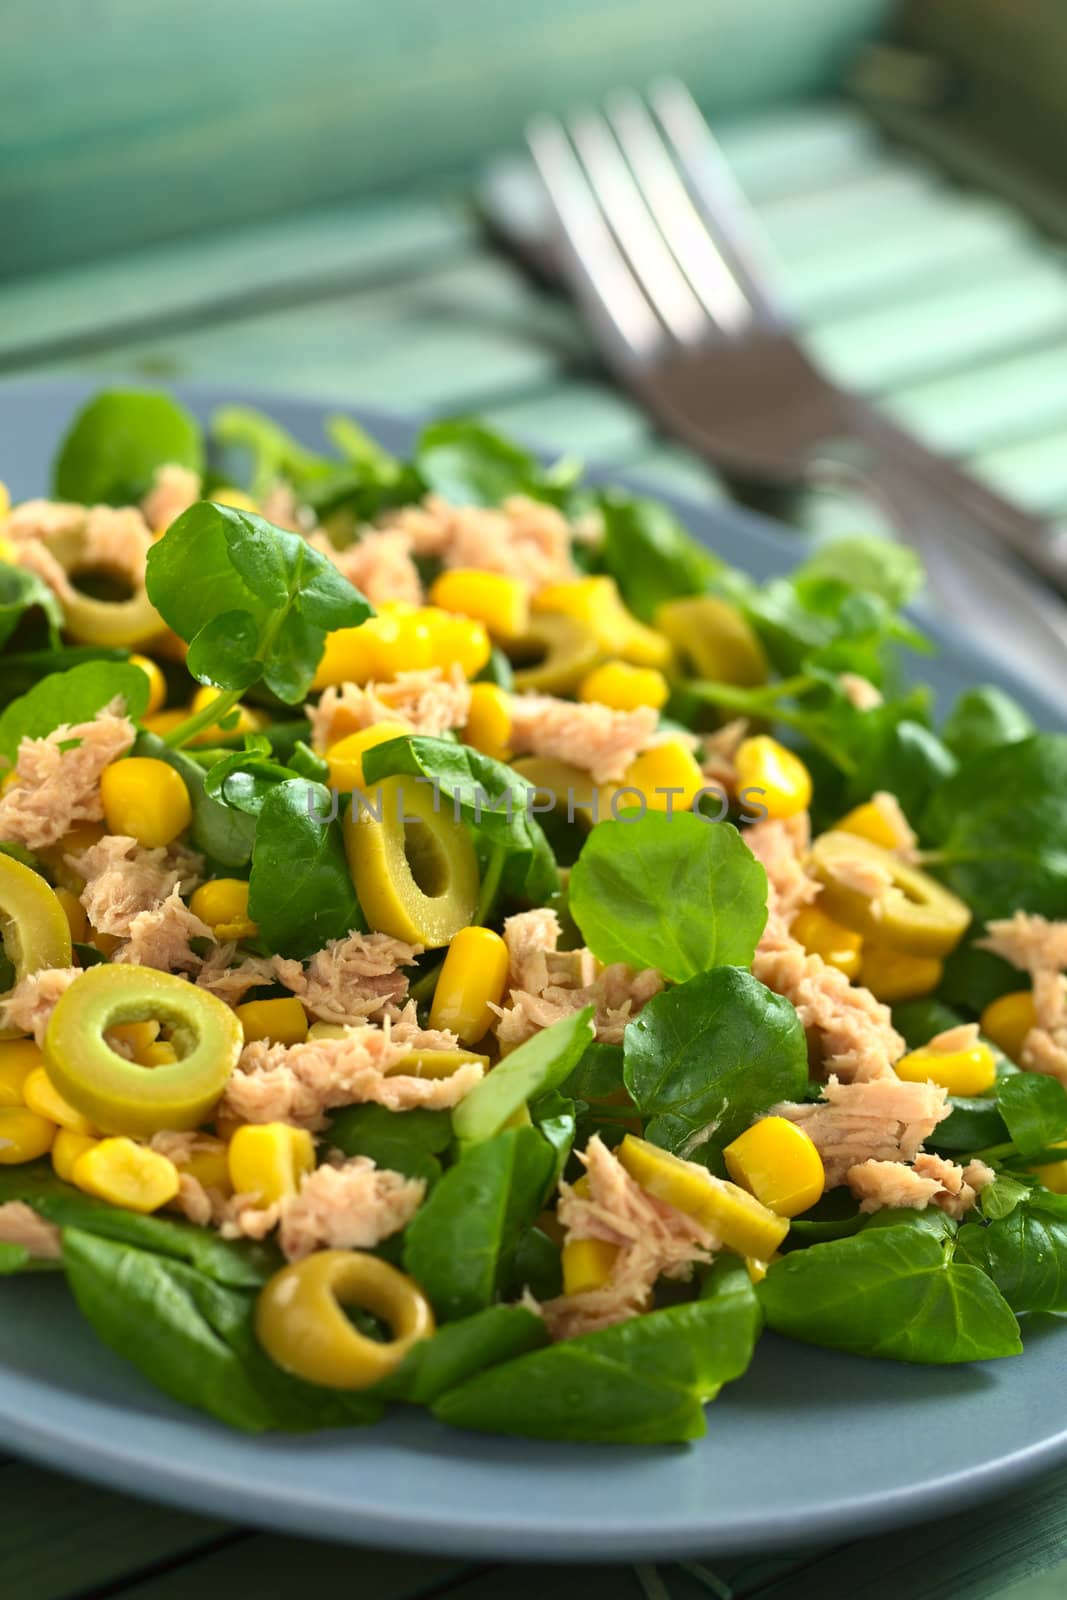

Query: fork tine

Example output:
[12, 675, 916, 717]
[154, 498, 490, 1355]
[566, 109, 708, 347]
[526, 113, 663, 366]
[604, 88, 750, 337]
[649, 77, 784, 326]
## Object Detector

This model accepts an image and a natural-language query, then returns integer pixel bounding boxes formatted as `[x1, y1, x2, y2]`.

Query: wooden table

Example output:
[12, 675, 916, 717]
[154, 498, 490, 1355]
[3, 94, 1067, 1600]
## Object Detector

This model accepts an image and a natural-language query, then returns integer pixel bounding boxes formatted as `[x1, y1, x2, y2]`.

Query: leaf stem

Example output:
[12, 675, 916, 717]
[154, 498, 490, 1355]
[162, 687, 242, 749]
[476, 843, 507, 924]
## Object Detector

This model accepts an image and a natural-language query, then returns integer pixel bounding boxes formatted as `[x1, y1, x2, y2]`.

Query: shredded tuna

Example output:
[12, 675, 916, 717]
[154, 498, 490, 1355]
[269, 1157, 424, 1260]
[308, 667, 471, 750]
[12, 505, 152, 606]
[142, 464, 202, 532]
[1018, 969, 1067, 1085]
[260, 481, 304, 531]
[0, 966, 80, 1043]
[73, 835, 202, 937]
[979, 913, 1067, 977]
[493, 908, 662, 1050]
[926, 1022, 981, 1054]
[771, 1073, 950, 1187]
[753, 915, 904, 1082]
[700, 718, 749, 793]
[0, 703, 135, 848]
[381, 493, 576, 590]
[839, 672, 884, 711]
[386, 1003, 461, 1052]
[221, 1024, 483, 1131]
[311, 527, 423, 609]
[114, 889, 214, 971]
[0, 1201, 62, 1260]
[195, 946, 276, 1006]
[536, 1136, 716, 1340]
[274, 931, 419, 1025]
[744, 813, 818, 921]
[868, 791, 918, 858]
[824, 852, 895, 900]
[507, 694, 659, 785]
[6, 499, 85, 541]
[847, 1151, 992, 1218]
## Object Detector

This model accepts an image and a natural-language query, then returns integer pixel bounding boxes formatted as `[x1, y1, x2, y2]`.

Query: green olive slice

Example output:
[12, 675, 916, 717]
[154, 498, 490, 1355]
[809, 830, 971, 958]
[344, 776, 479, 948]
[41, 525, 162, 648]
[0, 855, 73, 1041]
[507, 614, 601, 695]
[43, 963, 243, 1135]
[654, 596, 768, 687]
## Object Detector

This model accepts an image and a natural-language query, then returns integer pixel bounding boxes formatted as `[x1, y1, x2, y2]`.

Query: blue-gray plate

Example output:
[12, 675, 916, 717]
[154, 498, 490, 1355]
[1, 380, 1065, 1561]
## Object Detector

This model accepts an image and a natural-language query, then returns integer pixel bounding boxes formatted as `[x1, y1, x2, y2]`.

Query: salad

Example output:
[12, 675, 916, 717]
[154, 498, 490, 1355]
[0, 388, 1064, 1446]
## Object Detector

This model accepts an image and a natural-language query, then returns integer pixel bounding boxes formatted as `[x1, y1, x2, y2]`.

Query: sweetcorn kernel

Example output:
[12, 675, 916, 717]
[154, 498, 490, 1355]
[235, 997, 309, 1046]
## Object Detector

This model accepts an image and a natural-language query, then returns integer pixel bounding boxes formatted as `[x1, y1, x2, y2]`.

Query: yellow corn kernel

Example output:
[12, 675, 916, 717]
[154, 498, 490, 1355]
[73, 1138, 180, 1211]
[735, 736, 812, 821]
[745, 1256, 779, 1284]
[463, 682, 513, 762]
[141, 1042, 179, 1066]
[128, 653, 167, 716]
[52, 1128, 99, 1182]
[188, 686, 265, 746]
[1030, 1144, 1067, 1194]
[55, 886, 90, 944]
[0, 1106, 56, 1163]
[213, 486, 259, 514]
[618, 1133, 789, 1259]
[600, 739, 705, 817]
[181, 1136, 232, 1196]
[561, 1236, 619, 1295]
[99, 756, 192, 847]
[92, 931, 123, 958]
[142, 708, 193, 739]
[312, 621, 380, 690]
[723, 1117, 825, 1218]
[981, 990, 1037, 1063]
[534, 576, 671, 668]
[860, 943, 943, 1002]
[579, 660, 670, 713]
[228, 1122, 315, 1207]
[23, 1067, 96, 1135]
[188, 878, 258, 941]
[836, 800, 902, 852]
[0, 1039, 44, 1106]
[325, 722, 411, 792]
[429, 569, 530, 642]
[106, 1020, 160, 1061]
[235, 997, 309, 1047]
[429, 926, 510, 1045]
[429, 610, 492, 679]
[791, 906, 863, 980]
[895, 1039, 997, 1096]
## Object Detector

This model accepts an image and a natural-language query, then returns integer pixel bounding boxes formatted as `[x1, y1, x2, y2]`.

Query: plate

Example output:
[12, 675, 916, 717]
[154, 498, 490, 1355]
[2, 378, 1066, 1562]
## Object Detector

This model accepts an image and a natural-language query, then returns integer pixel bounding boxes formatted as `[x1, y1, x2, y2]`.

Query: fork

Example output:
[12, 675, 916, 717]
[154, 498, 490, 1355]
[526, 81, 1067, 671]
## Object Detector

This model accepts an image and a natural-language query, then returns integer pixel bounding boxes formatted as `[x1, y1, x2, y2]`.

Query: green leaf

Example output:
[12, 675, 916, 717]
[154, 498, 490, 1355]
[134, 730, 257, 869]
[923, 735, 1067, 921]
[211, 405, 338, 501]
[146, 502, 372, 704]
[0, 662, 150, 765]
[980, 1173, 1030, 1221]
[957, 1195, 1067, 1314]
[380, 1304, 548, 1405]
[248, 778, 363, 958]
[792, 536, 924, 608]
[433, 1257, 761, 1444]
[623, 967, 808, 1154]
[53, 390, 203, 507]
[452, 1008, 594, 1146]
[202, 746, 299, 818]
[997, 1073, 1067, 1158]
[758, 1226, 1022, 1362]
[0, 1241, 33, 1275]
[414, 419, 543, 506]
[0, 563, 63, 650]
[360, 734, 559, 904]
[941, 686, 1035, 766]
[403, 1126, 556, 1322]
[327, 1104, 453, 1186]
[561, 1041, 626, 1103]
[569, 814, 768, 982]
[596, 493, 720, 622]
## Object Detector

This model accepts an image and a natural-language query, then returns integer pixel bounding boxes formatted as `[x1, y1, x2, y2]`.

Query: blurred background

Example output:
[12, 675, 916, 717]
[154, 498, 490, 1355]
[2, 0, 1067, 537]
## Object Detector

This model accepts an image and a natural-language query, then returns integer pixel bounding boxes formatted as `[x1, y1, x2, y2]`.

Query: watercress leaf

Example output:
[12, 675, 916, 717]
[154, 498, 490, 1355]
[185, 611, 262, 691]
[260, 606, 328, 704]
[201, 747, 297, 817]
[211, 405, 337, 501]
[530, 1088, 577, 1186]
[381, 1304, 548, 1406]
[360, 735, 559, 903]
[980, 1173, 1030, 1221]
[53, 390, 203, 506]
[957, 1200, 1067, 1314]
[134, 730, 257, 868]
[923, 735, 1067, 921]
[248, 779, 363, 958]
[0, 662, 150, 765]
[503, 1225, 563, 1301]
[327, 1104, 453, 1186]
[860, 1206, 958, 1241]
[596, 493, 720, 622]
[623, 967, 808, 1153]
[569, 814, 768, 982]
[892, 997, 968, 1051]
[561, 1041, 626, 1103]
[414, 420, 542, 506]
[403, 1125, 556, 1322]
[288, 740, 329, 783]
[0, 563, 63, 649]
[938, 941, 1022, 1018]
[941, 686, 1034, 766]
[0, 1241, 34, 1274]
[855, 719, 956, 821]
[452, 1008, 594, 1146]
[758, 1226, 1022, 1362]
[793, 536, 924, 608]
[0, 1162, 273, 1285]
[434, 1257, 760, 1444]
[997, 1073, 1067, 1157]
[929, 1095, 1008, 1154]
